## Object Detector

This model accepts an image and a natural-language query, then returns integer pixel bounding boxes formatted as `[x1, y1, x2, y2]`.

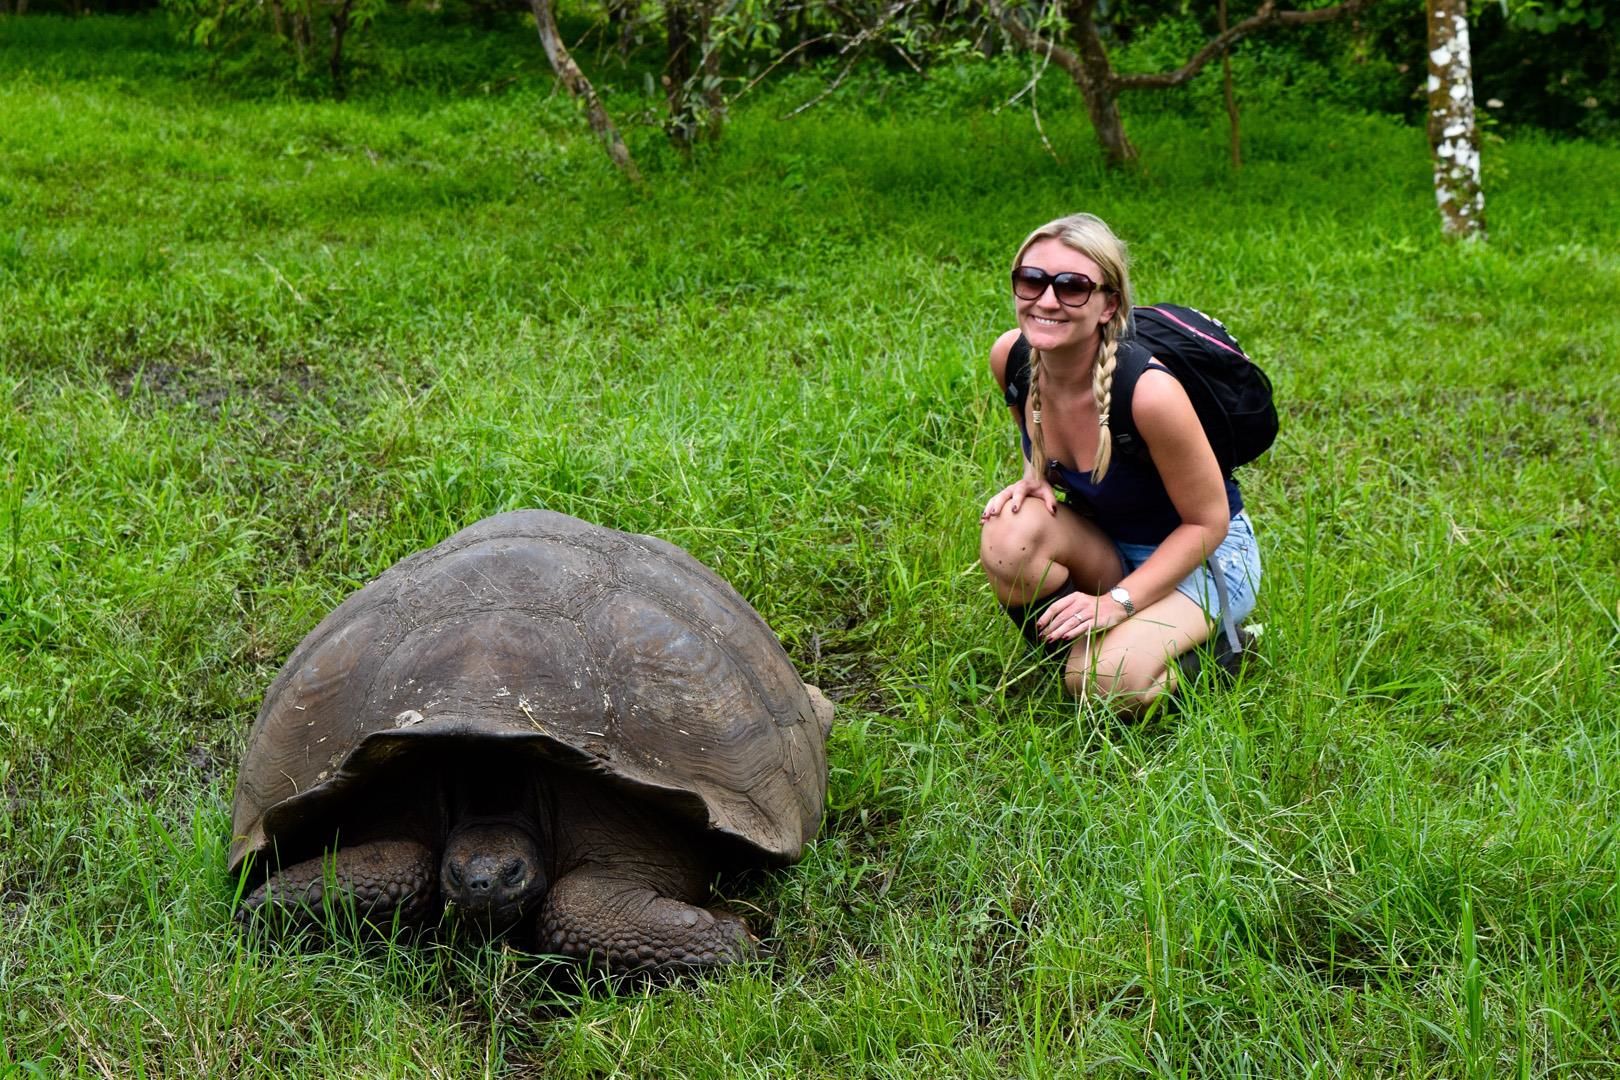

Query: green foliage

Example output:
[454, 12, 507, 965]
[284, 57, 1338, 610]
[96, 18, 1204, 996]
[1476, 0, 1620, 138]
[4, 16, 1620, 1076]
[159, 0, 394, 95]
[1505, 0, 1606, 33]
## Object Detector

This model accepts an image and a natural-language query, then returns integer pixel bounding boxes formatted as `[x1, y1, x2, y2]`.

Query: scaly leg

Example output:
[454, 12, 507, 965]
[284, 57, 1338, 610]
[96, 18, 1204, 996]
[239, 838, 437, 932]
[538, 864, 754, 971]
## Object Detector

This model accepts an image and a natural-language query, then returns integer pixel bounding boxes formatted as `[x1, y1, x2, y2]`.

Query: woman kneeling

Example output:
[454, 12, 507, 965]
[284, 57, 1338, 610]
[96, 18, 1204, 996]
[979, 212, 1261, 715]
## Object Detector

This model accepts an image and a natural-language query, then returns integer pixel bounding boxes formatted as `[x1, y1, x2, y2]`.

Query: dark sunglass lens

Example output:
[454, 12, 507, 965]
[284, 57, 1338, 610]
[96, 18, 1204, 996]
[1011, 267, 1048, 299]
[1052, 274, 1096, 306]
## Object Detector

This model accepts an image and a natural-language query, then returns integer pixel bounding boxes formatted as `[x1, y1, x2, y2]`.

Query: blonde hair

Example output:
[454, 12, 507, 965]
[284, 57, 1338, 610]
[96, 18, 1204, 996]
[1014, 213, 1133, 483]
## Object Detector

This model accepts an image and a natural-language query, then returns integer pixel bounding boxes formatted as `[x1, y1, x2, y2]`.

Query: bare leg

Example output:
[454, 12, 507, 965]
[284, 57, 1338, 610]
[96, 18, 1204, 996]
[239, 838, 437, 931]
[1065, 591, 1214, 714]
[980, 502, 1123, 606]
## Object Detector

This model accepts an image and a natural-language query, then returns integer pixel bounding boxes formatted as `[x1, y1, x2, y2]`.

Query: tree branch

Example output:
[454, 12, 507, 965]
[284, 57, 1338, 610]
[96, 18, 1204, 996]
[981, 0, 1087, 86]
[782, 0, 916, 118]
[1112, 0, 1374, 91]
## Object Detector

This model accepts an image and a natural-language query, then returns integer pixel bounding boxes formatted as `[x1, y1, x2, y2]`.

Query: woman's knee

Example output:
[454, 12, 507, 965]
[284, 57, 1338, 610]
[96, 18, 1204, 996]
[979, 510, 1063, 590]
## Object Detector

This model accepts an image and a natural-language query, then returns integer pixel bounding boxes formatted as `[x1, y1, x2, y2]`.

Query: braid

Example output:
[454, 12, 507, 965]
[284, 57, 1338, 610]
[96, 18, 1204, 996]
[1027, 347, 1048, 473]
[1089, 321, 1122, 483]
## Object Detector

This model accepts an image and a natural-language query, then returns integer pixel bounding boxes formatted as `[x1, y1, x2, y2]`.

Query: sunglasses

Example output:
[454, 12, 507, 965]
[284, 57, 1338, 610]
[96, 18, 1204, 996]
[1011, 265, 1109, 308]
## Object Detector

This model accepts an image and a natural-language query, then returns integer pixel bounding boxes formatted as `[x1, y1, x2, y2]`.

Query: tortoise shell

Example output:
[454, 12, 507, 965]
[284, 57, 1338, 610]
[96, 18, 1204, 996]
[229, 510, 827, 874]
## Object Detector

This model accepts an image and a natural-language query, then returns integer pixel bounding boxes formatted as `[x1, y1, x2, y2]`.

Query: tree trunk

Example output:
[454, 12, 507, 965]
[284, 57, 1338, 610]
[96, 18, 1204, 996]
[664, 0, 697, 150]
[697, 0, 725, 142]
[1426, 0, 1485, 239]
[1066, 0, 1136, 167]
[528, 0, 644, 184]
[292, 4, 312, 65]
[1220, 0, 1241, 169]
[329, 0, 355, 99]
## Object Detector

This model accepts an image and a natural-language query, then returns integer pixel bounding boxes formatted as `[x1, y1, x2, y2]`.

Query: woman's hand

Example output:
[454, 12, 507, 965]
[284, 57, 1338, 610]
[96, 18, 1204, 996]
[1035, 590, 1131, 641]
[981, 476, 1057, 520]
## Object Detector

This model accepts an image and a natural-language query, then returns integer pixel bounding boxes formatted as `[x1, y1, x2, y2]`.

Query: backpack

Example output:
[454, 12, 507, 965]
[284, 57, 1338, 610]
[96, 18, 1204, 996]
[1005, 304, 1278, 476]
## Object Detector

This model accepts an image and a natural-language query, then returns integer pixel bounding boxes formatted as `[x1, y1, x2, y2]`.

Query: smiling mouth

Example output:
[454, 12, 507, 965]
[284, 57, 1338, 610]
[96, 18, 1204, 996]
[1030, 316, 1066, 326]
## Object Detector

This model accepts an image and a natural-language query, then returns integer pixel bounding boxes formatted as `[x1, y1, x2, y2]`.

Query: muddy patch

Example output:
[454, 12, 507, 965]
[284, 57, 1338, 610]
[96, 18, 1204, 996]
[107, 352, 322, 425]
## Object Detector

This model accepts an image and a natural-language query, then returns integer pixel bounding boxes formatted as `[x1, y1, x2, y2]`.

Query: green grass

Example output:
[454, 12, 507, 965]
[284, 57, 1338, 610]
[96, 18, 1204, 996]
[3, 13, 1620, 1077]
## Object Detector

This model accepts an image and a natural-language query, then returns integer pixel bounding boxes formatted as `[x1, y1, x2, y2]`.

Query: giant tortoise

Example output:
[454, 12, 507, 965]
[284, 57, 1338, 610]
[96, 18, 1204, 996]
[230, 509, 830, 972]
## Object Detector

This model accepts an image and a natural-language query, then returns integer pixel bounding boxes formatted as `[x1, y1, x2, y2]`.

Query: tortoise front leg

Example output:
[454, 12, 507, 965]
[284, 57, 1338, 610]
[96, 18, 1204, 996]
[538, 865, 756, 971]
[239, 838, 437, 933]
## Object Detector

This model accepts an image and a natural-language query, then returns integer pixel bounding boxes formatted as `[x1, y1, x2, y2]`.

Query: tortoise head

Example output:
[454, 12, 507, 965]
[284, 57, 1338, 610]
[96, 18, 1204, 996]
[441, 822, 547, 934]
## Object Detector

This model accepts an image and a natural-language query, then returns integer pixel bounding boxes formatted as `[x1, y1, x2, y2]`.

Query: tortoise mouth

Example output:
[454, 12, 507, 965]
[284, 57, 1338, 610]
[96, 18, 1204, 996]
[442, 893, 541, 936]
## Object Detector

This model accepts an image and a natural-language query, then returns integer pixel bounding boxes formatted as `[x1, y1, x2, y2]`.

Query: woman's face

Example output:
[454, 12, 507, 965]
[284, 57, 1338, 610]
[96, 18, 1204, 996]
[1013, 237, 1118, 357]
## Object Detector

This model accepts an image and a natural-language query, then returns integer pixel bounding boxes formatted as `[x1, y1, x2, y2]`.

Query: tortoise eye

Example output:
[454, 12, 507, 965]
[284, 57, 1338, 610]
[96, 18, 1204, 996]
[502, 861, 525, 884]
[446, 865, 465, 887]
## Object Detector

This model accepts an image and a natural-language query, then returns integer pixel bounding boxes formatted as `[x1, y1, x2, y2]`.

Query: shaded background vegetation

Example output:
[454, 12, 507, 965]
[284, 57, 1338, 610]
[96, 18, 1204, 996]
[5, 0, 1618, 141]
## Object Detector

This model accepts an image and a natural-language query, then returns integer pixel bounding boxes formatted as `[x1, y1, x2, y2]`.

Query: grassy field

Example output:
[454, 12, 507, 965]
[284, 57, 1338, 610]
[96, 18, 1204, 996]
[3, 12, 1619, 1076]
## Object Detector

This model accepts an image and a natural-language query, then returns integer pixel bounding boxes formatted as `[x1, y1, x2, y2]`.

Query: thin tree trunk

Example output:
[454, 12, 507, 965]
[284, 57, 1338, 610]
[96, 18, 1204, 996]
[1220, 0, 1241, 169]
[528, 0, 643, 184]
[1065, 0, 1136, 167]
[697, 0, 725, 142]
[1426, 0, 1485, 239]
[292, 5, 312, 65]
[267, 0, 287, 41]
[665, 0, 697, 150]
[329, 0, 355, 99]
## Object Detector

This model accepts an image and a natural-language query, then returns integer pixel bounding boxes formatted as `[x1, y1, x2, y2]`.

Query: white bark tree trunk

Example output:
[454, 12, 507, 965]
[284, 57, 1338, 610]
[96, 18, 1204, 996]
[1427, 0, 1485, 240]
[528, 0, 643, 185]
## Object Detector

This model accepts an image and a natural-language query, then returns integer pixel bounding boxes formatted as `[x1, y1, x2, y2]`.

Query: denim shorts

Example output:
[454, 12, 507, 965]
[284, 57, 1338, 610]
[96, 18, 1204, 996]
[1115, 511, 1262, 624]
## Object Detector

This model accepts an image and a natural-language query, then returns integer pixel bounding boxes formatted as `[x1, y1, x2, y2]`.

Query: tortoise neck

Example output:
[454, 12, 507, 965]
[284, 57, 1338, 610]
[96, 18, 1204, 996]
[441, 752, 550, 837]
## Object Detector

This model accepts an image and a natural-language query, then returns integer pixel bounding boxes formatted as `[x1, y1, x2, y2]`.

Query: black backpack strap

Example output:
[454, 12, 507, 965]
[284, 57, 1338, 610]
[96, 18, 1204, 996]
[1103, 339, 1153, 457]
[1004, 334, 1032, 409]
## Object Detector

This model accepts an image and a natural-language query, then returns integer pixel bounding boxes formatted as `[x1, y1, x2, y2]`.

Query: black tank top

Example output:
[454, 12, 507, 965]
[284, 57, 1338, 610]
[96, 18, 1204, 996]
[1005, 349, 1242, 546]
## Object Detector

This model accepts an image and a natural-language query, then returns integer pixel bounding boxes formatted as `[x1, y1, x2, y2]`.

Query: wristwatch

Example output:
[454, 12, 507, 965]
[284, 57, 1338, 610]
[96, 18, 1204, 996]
[1108, 586, 1135, 616]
